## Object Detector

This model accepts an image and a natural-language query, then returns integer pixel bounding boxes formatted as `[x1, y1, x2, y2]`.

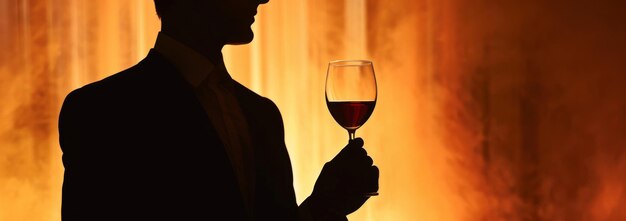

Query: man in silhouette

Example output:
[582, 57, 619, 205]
[58, 0, 378, 220]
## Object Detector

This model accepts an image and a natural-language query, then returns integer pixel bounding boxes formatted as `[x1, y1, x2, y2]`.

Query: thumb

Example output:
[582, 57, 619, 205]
[331, 138, 365, 163]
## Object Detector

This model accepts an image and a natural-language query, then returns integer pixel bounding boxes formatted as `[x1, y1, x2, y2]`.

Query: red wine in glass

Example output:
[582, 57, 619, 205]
[326, 100, 376, 133]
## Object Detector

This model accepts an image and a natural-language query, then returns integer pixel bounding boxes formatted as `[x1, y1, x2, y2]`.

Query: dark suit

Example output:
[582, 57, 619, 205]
[59, 50, 298, 220]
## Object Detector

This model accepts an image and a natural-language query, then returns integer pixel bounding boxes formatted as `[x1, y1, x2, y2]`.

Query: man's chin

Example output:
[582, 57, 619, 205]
[226, 31, 254, 45]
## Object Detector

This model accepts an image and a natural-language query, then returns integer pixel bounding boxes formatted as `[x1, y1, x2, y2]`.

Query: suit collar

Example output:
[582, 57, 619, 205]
[153, 32, 230, 88]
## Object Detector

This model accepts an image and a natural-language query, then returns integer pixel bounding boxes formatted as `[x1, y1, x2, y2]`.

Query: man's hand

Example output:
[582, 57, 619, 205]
[308, 138, 379, 219]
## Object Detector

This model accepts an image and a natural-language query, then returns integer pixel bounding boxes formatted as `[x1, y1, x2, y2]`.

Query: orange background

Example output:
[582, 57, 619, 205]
[1, 0, 625, 220]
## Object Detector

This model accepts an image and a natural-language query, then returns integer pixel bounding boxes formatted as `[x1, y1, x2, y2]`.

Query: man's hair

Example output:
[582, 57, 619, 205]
[153, 0, 174, 19]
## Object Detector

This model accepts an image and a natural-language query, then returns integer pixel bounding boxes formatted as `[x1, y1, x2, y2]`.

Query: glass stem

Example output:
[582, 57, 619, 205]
[348, 129, 356, 141]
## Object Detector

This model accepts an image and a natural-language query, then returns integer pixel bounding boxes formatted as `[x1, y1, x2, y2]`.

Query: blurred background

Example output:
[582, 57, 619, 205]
[1, 0, 626, 220]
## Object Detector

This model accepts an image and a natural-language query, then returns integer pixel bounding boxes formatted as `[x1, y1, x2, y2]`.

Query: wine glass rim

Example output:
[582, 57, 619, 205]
[329, 59, 373, 66]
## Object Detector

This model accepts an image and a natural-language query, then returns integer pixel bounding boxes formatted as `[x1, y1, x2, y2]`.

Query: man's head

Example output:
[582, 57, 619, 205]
[154, 0, 269, 46]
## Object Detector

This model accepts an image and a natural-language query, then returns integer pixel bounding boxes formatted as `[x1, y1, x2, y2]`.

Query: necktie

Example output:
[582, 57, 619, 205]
[194, 66, 255, 217]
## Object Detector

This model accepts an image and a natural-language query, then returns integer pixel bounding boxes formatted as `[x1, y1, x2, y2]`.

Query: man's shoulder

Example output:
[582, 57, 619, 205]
[70, 66, 139, 100]
[65, 51, 175, 103]
[230, 81, 286, 132]
[231, 81, 279, 112]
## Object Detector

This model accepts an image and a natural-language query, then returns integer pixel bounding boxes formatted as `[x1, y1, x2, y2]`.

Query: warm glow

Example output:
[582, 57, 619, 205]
[2, 0, 626, 221]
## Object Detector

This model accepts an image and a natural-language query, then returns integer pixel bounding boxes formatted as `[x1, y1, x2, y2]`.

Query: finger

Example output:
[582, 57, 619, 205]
[349, 165, 378, 193]
[366, 165, 380, 193]
[364, 155, 373, 166]
[345, 138, 367, 157]
[344, 164, 378, 194]
[348, 155, 373, 170]
[334, 140, 367, 163]
[334, 149, 369, 168]
[349, 137, 364, 148]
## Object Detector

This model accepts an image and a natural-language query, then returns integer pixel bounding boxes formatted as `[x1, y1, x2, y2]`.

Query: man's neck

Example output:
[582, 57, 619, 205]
[160, 26, 226, 70]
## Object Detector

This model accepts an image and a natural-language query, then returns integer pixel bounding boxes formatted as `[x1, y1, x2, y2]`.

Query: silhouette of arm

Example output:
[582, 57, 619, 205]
[252, 97, 301, 219]
[252, 95, 378, 220]
[257, 98, 371, 220]
[59, 89, 96, 220]
[59, 88, 119, 220]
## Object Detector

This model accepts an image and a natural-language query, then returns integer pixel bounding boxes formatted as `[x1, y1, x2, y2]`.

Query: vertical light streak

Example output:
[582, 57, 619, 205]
[68, 0, 83, 91]
[19, 0, 31, 87]
[136, 0, 146, 61]
[345, 0, 367, 58]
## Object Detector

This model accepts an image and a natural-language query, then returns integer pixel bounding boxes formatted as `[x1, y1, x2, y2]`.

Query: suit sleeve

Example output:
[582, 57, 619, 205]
[58, 90, 101, 220]
[257, 98, 301, 220]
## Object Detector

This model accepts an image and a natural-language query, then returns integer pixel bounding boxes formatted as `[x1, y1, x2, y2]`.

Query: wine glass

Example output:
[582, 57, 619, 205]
[326, 60, 377, 140]
[325, 60, 378, 196]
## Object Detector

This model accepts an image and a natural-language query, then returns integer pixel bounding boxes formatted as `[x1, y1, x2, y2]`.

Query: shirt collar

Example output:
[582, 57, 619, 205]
[153, 32, 228, 87]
